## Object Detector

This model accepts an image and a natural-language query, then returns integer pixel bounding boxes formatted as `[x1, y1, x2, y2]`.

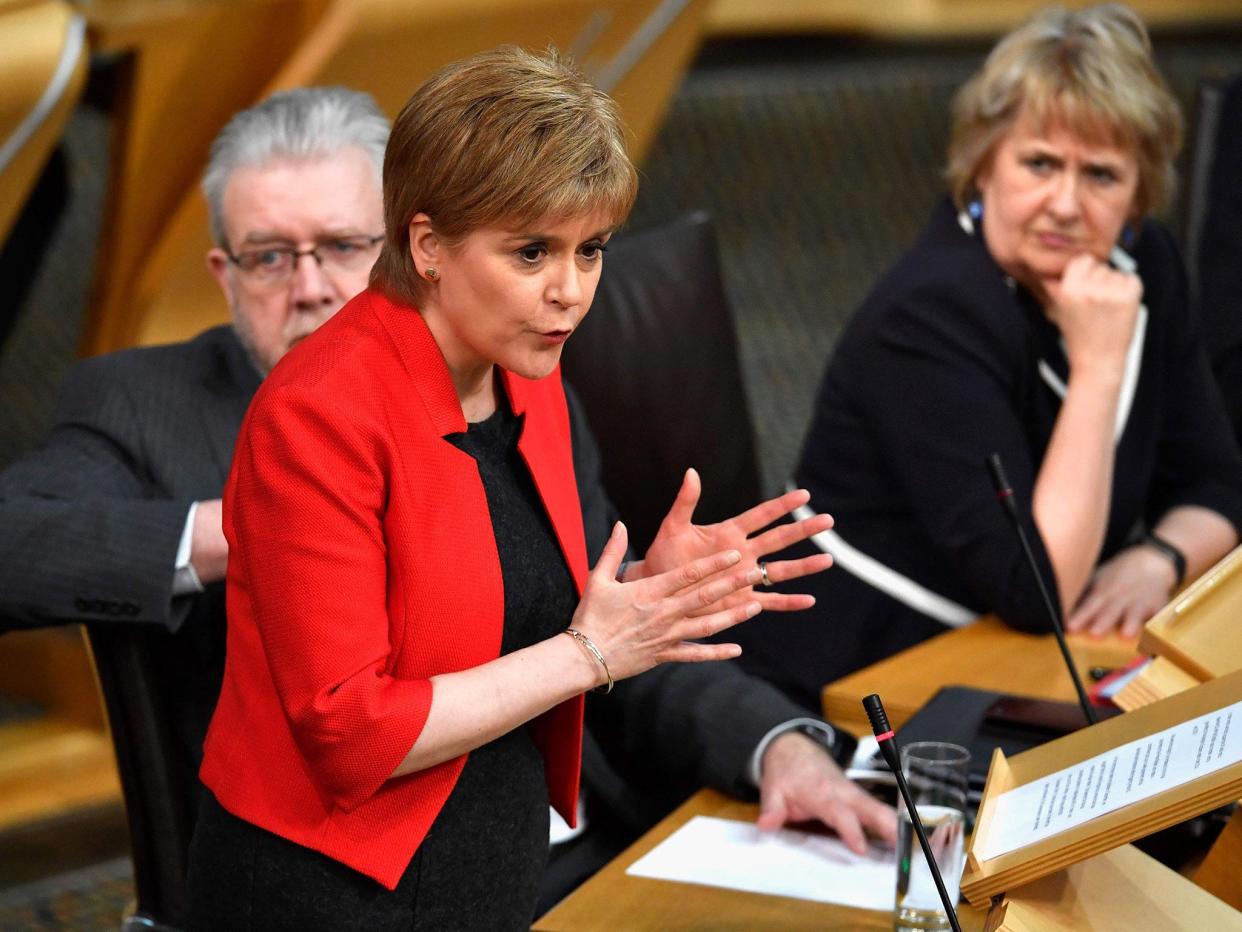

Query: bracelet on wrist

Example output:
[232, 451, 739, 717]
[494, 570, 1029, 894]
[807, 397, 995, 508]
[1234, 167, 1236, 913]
[1140, 532, 1186, 590]
[563, 628, 614, 694]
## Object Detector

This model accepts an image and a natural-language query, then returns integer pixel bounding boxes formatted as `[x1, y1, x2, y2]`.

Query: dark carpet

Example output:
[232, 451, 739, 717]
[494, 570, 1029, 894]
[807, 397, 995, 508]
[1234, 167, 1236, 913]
[0, 859, 132, 931]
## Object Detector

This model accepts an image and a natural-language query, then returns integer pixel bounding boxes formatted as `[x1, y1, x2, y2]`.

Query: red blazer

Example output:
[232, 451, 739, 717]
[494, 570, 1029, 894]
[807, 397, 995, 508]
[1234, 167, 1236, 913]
[200, 289, 588, 890]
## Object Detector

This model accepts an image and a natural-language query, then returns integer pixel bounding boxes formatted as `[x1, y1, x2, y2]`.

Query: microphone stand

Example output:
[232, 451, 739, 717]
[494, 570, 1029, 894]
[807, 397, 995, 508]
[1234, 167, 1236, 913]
[863, 693, 962, 932]
[986, 452, 1097, 726]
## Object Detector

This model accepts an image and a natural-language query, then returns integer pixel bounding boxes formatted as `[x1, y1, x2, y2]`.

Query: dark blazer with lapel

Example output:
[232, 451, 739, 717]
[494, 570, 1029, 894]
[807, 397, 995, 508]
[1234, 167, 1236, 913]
[732, 198, 1242, 707]
[0, 324, 260, 777]
[0, 324, 259, 631]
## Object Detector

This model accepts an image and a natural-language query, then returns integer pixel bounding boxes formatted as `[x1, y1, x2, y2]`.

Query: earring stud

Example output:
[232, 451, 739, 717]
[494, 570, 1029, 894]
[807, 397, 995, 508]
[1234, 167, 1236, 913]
[425, 267, 439, 281]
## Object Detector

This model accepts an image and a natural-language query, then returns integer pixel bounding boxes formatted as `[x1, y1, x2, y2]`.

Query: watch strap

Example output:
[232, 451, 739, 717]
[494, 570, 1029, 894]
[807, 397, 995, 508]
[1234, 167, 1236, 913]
[1141, 532, 1186, 589]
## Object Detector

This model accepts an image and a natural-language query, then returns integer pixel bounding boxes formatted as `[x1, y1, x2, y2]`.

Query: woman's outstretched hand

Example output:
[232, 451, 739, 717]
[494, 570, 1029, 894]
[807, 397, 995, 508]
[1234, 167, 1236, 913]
[630, 468, 834, 613]
[569, 520, 764, 685]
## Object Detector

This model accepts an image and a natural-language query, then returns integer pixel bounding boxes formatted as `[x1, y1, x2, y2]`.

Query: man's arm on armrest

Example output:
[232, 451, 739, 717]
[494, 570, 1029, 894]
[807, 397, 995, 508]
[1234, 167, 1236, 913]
[0, 363, 200, 631]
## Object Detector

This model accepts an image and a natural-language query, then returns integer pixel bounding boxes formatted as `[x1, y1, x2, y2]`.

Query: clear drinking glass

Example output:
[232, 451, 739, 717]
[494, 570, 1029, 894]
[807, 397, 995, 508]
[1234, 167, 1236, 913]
[894, 741, 970, 932]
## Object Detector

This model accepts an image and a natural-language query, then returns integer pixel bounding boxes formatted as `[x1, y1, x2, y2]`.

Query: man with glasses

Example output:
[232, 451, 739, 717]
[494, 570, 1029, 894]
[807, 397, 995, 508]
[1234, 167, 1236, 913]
[0, 87, 388, 769]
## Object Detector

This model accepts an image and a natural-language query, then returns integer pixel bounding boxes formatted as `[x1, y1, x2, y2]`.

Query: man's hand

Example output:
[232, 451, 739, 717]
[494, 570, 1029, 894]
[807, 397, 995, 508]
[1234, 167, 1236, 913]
[756, 731, 896, 854]
[190, 498, 229, 584]
[633, 468, 833, 613]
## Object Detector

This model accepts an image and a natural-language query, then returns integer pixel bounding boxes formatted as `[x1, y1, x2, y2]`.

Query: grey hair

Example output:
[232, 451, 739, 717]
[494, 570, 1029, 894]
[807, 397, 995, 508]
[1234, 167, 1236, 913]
[202, 86, 390, 246]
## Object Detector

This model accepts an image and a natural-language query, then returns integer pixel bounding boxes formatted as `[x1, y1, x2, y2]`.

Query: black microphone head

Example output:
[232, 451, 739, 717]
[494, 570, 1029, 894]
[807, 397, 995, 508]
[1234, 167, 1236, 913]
[862, 693, 891, 737]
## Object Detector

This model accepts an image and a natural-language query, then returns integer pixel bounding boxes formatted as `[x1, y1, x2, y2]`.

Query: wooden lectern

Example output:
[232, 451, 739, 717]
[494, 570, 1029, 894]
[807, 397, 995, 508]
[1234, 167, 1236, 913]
[962, 668, 1242, 907]
[1109, 544, 1242, 910]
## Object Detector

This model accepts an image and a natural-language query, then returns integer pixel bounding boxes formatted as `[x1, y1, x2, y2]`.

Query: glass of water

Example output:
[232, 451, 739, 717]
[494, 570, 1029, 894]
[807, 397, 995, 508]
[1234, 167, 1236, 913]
[894, 741, 970, 932]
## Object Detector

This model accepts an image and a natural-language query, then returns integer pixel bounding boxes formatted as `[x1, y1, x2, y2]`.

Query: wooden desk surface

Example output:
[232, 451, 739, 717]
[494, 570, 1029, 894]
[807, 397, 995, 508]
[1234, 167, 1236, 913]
[538, 617, 1139, 929]
[822, 616, 1138, 736]
[534, 788, 988, 931]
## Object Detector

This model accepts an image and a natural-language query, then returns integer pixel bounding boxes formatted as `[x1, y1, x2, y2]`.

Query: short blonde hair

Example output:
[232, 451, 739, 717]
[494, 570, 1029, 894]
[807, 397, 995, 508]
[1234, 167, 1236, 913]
[372, 46, 638, 306]
[947, 4, 1182, 218]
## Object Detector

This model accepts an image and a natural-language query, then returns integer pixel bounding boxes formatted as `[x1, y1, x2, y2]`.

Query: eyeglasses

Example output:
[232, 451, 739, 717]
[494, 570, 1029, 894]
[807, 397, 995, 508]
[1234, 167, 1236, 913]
[226, 234, 384, 286]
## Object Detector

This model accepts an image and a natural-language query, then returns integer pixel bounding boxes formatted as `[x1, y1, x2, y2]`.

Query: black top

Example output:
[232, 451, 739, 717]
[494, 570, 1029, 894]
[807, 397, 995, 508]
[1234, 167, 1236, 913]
[422, 389, 579, 928]
[730, 198, 1242, 709]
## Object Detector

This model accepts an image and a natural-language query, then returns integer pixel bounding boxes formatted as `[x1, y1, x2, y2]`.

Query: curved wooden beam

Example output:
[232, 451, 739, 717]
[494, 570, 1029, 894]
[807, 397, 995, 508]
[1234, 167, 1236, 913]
[0, 1, 87, 245]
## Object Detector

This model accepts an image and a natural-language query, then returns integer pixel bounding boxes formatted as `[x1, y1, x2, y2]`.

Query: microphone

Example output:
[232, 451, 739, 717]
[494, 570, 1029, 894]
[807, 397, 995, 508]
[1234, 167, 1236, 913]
[864, 694, 962, 932]
[985, 453, 1096, 726]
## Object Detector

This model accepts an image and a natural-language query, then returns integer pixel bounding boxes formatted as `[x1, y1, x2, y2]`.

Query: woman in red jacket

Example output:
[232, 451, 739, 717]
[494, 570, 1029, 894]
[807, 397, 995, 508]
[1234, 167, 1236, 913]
[187, 47, 831, 929]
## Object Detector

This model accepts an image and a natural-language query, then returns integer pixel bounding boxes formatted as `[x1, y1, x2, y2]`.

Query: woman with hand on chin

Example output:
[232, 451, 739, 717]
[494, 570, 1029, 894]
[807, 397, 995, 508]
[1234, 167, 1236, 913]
[186, 47, 833, 930]
[731, 4, 1242, 709]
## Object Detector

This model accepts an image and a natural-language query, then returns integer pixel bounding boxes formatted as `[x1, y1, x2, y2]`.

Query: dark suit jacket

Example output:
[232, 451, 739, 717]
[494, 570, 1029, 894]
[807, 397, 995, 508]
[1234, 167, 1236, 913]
[0, 315, 810, 886]
[0, 324, 259, 786]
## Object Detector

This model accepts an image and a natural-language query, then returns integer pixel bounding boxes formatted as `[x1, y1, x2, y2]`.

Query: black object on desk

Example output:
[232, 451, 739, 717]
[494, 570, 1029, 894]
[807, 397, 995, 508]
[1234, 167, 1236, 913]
[894, 686, 1119, 811]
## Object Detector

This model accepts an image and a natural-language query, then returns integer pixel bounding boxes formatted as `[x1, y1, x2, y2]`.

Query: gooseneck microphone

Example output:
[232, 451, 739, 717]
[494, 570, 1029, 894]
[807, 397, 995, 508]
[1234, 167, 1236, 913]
[985, 453, 1097, 726]
[864, 694, 962, 932]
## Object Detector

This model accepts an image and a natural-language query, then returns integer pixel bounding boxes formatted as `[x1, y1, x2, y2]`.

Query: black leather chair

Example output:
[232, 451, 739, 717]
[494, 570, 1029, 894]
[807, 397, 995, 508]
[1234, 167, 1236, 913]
[561, 212, 762, 555]
[86, 626, 196, 932]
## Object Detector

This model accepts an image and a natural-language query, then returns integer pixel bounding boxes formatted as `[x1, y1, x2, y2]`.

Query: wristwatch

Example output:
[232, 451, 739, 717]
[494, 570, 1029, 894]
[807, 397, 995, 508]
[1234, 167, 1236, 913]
[1140, 532, 1186, 590]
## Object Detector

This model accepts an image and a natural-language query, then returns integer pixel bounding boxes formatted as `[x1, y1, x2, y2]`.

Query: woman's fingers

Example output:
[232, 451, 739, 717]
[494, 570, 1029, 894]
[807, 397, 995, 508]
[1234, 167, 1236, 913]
[1084, 595, 1124, 637]
[753, 591, 816, 612]
[589, 520, 629, 583]
[657, 640, 745, 664]
[1120, 603, 1148, 638]
[672, 598, 762, 642]
[757, 552, 833, 586]
[671, 565, 762, 615]
[660, 468, 703, 530]
[747, 511, 834, 556]
[648, 547, 743, 598]
[729, 488, 817, 536]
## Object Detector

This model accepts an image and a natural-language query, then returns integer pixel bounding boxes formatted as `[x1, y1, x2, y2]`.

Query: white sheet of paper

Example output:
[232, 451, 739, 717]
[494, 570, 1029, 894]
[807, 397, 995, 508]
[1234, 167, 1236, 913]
[977, 698, 1242, 861]
[625, 815, 894, 911]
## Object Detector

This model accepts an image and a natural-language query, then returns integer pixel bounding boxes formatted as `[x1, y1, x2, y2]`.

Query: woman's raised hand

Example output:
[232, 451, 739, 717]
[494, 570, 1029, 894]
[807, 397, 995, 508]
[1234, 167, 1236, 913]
[1044, 253, 1143, 378]
[569, 520, 764, 684]
[634, 468, 834, 613]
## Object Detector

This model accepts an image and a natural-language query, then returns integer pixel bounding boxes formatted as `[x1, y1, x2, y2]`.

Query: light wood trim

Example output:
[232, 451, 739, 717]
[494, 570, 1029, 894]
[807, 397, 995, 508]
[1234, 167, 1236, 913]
[984, 843, 1242, 931]
[1194, 806, 1242, 911]
[0, 715, 120, 832]
[0, 627, 105, 729]
[1140, 544, 1242, 683]
[1113, 655, 1202, 712]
